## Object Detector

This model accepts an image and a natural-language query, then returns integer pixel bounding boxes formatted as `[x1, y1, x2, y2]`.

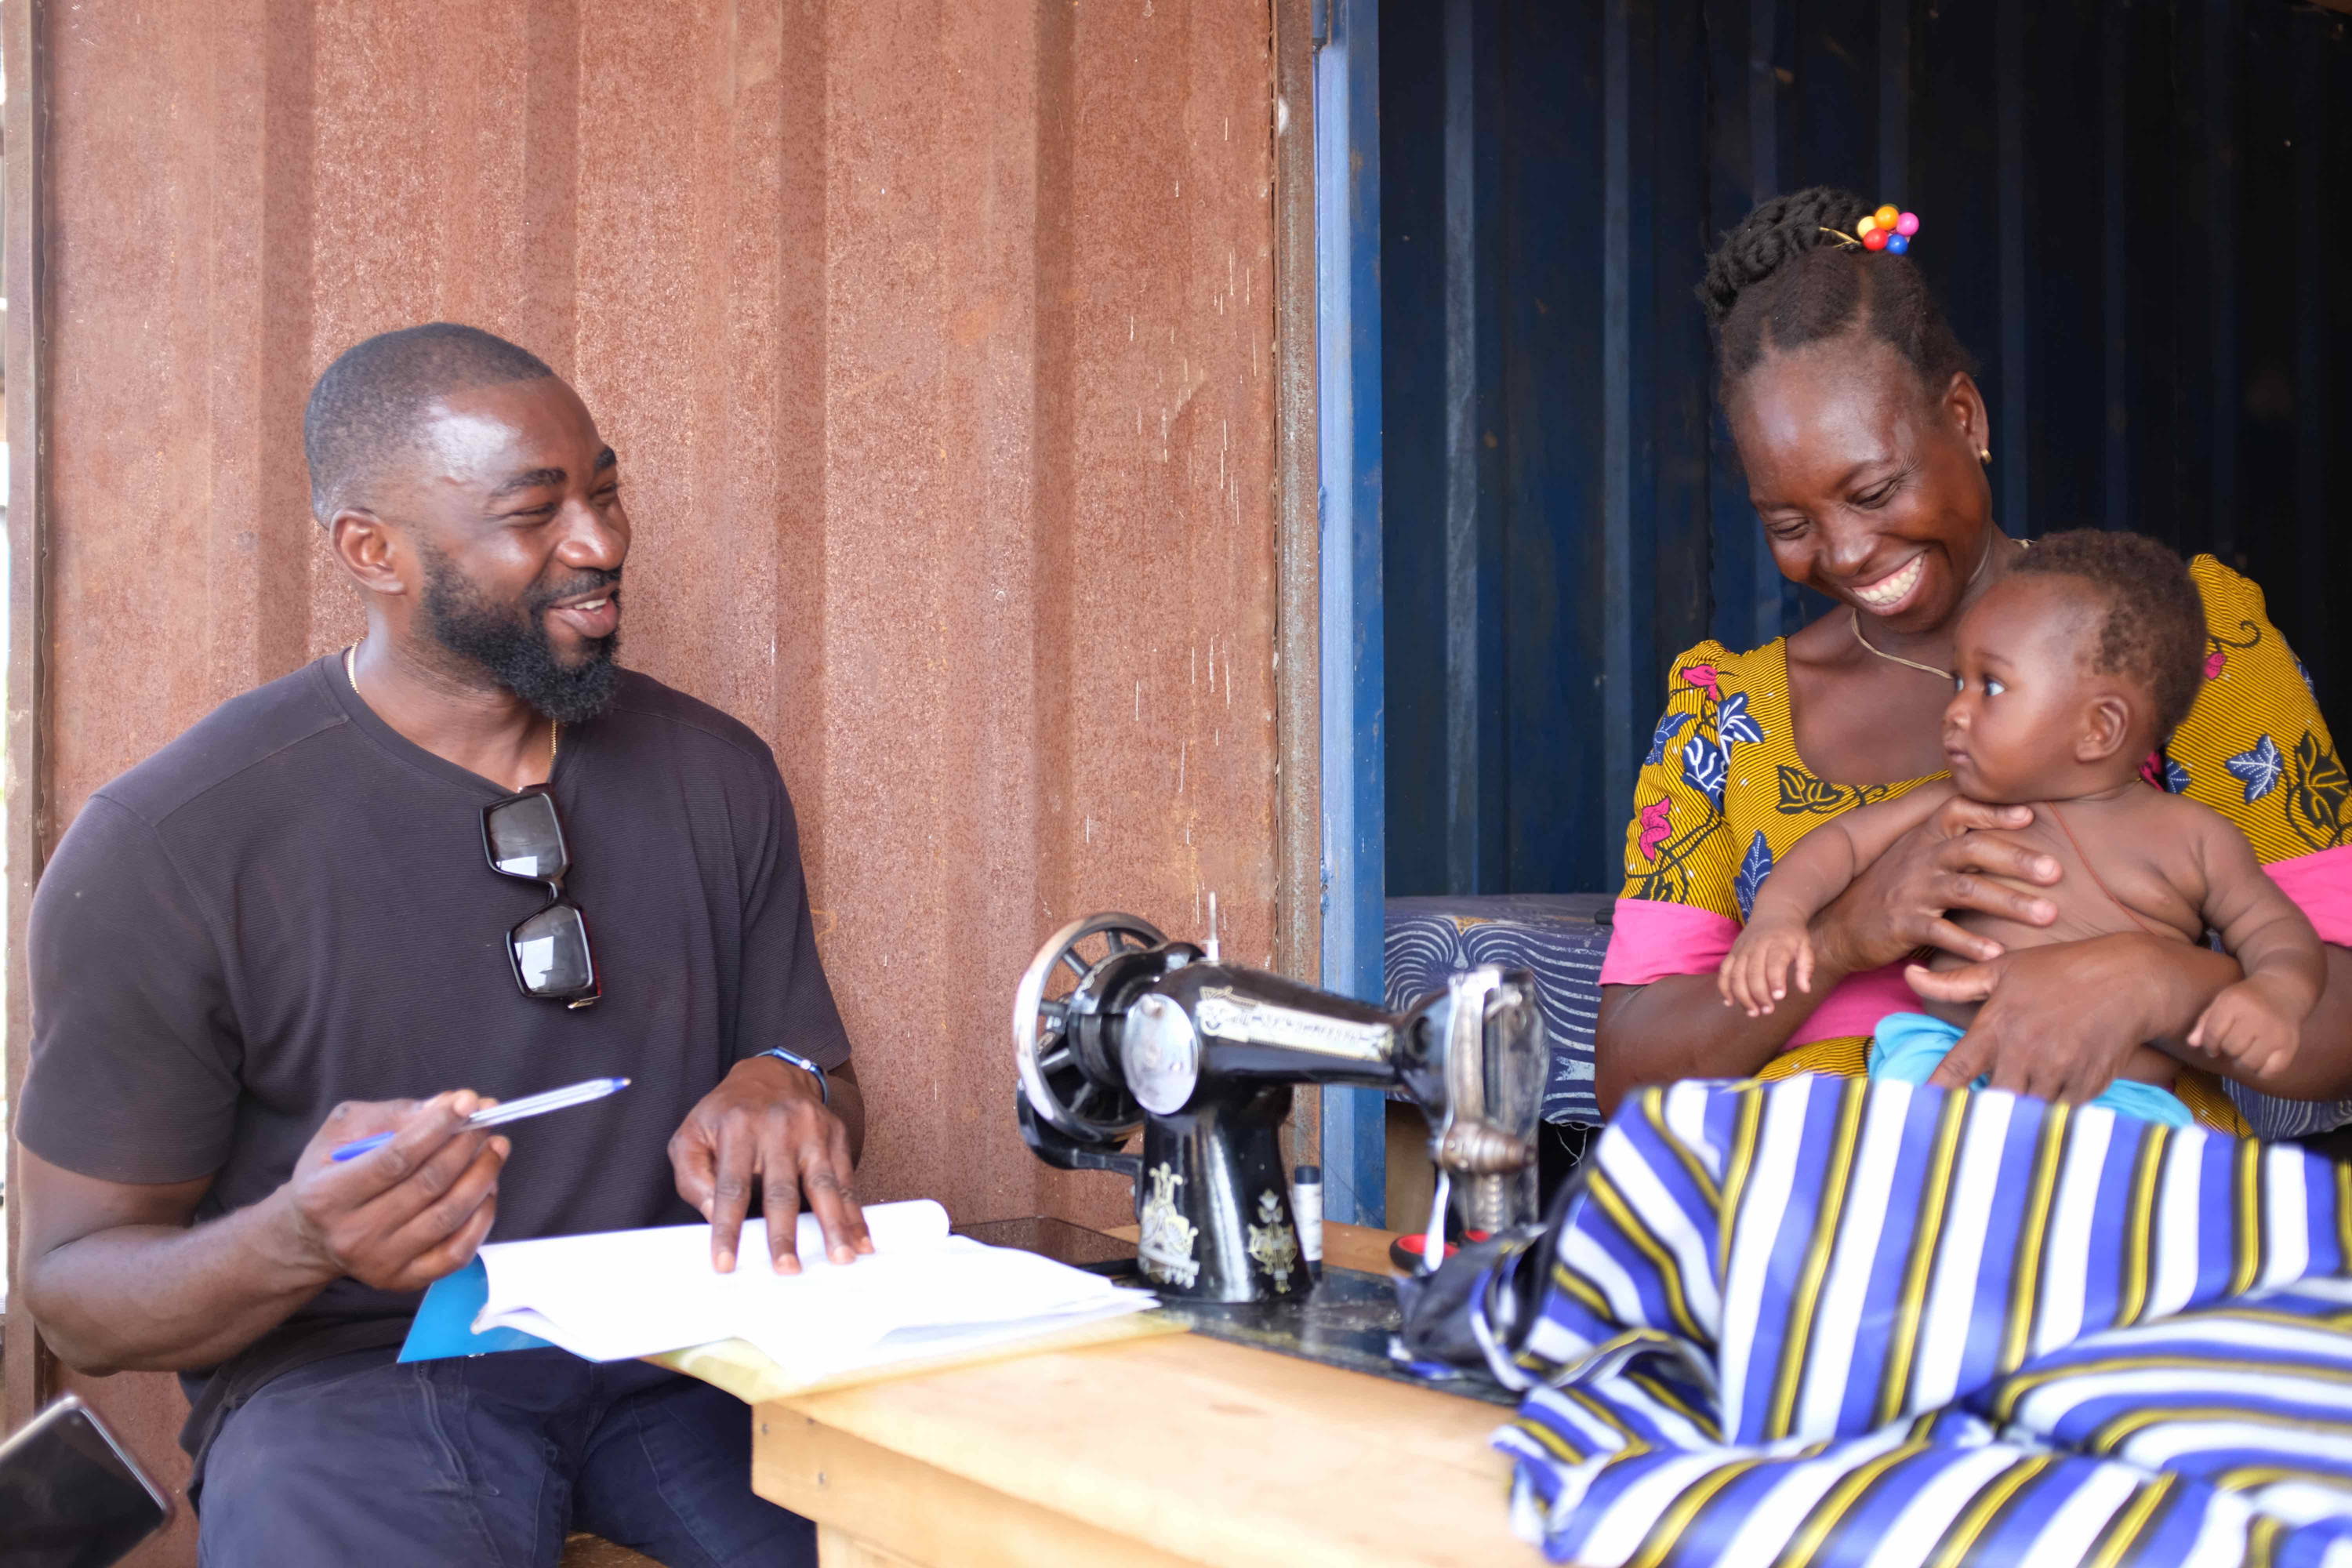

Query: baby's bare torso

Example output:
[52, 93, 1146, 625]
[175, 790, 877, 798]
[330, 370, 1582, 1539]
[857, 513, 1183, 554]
[1919, 783, 2214, 1086]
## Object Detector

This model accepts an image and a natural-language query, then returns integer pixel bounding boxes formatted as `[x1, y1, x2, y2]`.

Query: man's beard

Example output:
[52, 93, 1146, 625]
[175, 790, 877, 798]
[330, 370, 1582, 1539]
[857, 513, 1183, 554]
[416, 542, 622, 725]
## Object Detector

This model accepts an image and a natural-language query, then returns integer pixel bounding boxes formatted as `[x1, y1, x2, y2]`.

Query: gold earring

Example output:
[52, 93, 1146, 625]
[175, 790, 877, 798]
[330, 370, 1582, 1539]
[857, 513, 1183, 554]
[1980, 448, 1992, 464]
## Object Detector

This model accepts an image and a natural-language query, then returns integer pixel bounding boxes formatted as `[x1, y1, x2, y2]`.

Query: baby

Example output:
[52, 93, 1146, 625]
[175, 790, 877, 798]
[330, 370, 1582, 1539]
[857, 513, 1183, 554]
[1718, 529, 2323, 1121]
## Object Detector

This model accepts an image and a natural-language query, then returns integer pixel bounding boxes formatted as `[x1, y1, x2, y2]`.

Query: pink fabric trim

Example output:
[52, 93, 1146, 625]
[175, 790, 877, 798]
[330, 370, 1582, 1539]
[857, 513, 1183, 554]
[2266, 845, 2352, 948]
[1792, 965, 1926, 1047]
[1599, 898, 1925, 1051]
[1599, 898, 1739, 985]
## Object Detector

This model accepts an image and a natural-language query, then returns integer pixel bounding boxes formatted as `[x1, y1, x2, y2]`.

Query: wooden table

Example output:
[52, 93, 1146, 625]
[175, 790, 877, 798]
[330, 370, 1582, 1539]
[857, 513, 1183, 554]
[736, 1223, 1533, 1567]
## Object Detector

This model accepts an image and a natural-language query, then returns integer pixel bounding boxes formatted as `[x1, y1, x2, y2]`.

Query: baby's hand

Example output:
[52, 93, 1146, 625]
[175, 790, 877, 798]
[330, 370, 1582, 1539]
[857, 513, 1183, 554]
[2188, 978, 2303, 1078]
[1719, 919, 1816, 1018]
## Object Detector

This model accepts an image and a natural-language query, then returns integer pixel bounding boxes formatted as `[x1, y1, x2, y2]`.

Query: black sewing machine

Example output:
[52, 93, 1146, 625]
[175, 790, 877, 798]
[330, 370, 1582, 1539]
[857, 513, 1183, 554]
[1013, 913, 1546, 1303]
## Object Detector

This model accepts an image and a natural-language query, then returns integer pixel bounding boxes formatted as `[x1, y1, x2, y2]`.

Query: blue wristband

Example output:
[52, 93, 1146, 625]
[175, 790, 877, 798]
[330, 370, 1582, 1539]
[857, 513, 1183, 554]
[758, 1047, 832, 1105]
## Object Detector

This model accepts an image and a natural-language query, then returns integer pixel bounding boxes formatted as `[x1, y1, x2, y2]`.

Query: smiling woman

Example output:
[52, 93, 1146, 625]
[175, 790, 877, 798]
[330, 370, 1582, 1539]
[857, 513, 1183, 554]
[1593, 188, 2352, 1134]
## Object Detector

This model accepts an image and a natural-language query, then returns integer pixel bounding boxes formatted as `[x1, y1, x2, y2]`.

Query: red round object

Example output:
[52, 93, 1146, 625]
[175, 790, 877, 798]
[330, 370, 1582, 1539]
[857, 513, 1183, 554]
[1863, 227, 1890, 252]
[1389, 1232, 1459, 1270]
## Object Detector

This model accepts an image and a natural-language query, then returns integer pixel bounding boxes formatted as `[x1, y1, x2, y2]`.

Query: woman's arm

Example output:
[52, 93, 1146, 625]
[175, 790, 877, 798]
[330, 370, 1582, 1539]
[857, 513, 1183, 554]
[1596, 793, 2063, 1116]
[1598, 973, 1850, 1116]
[2273, 946, 2352, 1099]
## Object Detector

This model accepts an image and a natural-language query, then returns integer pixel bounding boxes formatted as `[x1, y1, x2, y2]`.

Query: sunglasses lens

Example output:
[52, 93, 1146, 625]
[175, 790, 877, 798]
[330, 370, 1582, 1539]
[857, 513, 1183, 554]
[512, 904, 595, 998]
[487, 793, 567, 881]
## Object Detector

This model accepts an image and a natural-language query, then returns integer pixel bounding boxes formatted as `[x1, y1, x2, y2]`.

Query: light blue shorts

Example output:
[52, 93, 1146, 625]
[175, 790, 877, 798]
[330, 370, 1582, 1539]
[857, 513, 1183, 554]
[1867, 1011, 2194, 1128]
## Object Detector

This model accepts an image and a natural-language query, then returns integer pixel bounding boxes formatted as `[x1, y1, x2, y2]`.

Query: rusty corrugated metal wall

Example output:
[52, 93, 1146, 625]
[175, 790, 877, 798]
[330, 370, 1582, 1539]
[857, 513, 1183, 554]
[8, 0, 1290, 1544]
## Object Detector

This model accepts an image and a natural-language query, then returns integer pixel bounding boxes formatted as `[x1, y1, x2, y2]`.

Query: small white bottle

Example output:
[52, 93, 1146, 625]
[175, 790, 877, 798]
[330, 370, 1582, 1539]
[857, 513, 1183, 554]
[1290, 1164, 1323, 1282]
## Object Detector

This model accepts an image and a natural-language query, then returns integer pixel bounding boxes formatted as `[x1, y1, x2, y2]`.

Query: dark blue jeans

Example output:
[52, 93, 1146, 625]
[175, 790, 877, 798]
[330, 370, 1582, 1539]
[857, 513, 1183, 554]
[194, 1348, 815, 1567]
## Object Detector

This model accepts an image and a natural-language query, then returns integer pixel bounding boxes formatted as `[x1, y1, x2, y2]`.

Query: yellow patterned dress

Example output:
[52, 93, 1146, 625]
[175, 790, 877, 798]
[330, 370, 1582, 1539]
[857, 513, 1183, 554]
[1599, 557, 2352, 1136]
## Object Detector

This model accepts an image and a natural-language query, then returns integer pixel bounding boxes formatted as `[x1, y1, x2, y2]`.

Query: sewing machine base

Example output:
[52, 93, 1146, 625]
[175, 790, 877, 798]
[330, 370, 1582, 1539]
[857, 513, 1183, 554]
[1125, 1265, 1515, 1407]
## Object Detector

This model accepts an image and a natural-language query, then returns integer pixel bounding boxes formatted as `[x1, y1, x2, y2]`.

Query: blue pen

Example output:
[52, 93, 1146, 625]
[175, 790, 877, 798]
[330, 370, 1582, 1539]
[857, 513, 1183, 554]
[330, 1076, 632, 1163]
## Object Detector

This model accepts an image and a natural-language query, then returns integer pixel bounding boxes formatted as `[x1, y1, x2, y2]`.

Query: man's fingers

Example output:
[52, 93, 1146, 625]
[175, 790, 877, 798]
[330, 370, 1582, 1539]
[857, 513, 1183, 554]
[829, 1123, 873, 1254]
[707, 1131, 757, 1274]
[800, 1138, 863, 1265]
[348, 1116, 497, 1235]
[762, 1138, 806, 1276]
[378, 1138, 507, 1263]
[316, 1091, 475, 1193]
[390, 1189, 503, 1294]
[670, 1131, 717, 1217]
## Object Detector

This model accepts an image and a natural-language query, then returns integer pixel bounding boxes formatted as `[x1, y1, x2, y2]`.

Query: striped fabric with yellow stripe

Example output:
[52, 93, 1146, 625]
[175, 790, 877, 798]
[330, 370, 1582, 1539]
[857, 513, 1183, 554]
[1486, 1076, 2352, 1566]
[1874, 1087, 1969, 1427]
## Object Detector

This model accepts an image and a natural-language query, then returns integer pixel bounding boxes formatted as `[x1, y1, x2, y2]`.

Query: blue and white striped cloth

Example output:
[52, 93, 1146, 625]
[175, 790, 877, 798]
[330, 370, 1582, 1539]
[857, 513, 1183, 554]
[1482, 1075, 2352, 1566]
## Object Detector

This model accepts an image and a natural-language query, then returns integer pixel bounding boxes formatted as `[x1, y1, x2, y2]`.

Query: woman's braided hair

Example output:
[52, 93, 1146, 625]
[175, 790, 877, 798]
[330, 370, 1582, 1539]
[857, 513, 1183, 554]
[1700, 187, 1976, 398]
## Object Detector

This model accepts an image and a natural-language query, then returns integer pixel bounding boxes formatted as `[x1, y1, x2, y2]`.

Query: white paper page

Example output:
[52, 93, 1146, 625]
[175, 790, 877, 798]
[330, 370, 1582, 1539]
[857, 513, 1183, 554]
[470, 1200, 1156, 1371]
[473, 1199, 953, 1360]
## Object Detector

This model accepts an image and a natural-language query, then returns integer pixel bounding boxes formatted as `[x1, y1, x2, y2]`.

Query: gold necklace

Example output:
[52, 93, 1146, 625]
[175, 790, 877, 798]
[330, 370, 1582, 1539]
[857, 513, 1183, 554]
[344, 644, 558, 764]
[1849, 612, 1954, 681]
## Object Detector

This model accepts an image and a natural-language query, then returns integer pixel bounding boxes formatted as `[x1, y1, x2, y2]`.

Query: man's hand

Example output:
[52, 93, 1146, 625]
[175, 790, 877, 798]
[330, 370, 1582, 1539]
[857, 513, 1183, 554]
[271, 1092, 509, 1294]
[670, 1055, 870, 1275]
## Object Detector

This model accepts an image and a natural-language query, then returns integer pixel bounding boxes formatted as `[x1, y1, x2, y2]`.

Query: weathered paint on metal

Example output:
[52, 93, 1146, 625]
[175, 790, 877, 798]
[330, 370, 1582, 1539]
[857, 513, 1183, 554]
[4, 0, 55, 1462]
[1274, 0, 1326, 1169]
[8, 0, 1287, 1535]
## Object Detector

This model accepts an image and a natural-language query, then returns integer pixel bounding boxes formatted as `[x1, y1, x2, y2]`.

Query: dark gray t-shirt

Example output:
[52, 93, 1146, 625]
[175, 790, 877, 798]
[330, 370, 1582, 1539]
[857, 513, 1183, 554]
[15, 657, 848, 1458]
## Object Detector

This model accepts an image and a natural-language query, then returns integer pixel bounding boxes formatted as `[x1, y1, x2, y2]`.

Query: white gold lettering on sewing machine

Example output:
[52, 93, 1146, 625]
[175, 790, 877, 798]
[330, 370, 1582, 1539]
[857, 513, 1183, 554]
[1192, 987, 1393, 1063]
[1138, 1163, 1202, 1289]
[1246, 1190, 1299, 1293]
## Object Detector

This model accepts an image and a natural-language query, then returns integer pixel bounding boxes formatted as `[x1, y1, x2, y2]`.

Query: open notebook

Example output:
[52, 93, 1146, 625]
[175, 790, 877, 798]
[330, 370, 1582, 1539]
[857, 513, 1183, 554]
[402, 1200, 1159, 1388]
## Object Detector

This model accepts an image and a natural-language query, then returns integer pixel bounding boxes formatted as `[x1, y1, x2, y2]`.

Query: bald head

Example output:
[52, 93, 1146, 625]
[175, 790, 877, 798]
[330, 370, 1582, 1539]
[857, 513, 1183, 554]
[304, 323, 557, 519]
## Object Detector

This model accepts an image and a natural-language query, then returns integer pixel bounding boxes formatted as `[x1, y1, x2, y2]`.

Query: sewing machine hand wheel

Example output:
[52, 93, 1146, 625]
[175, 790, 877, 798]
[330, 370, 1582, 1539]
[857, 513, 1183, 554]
[1013, 912, 1163, 1146]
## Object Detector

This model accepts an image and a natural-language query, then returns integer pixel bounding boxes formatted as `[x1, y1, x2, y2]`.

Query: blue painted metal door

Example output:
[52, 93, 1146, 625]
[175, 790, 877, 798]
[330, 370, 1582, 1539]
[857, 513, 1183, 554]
[1315, 0, 1388, 1225]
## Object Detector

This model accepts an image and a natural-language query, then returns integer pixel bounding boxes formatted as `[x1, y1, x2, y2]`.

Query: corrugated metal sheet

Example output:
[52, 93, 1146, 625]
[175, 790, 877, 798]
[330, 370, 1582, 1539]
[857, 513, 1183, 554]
[1382, 0, 2352, 898]
[13, 0, 1284, 1536]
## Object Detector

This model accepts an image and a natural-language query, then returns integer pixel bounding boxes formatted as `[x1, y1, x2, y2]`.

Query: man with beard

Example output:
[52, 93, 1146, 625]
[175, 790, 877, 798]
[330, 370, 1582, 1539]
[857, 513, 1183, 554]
[13, 324, 862, 1564]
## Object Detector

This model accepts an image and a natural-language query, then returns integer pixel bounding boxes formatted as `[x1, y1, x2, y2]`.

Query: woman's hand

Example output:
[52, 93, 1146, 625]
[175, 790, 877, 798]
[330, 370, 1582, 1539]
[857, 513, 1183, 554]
[1907, 934, 2240, 1104]
[1812, 797, 2063, 974]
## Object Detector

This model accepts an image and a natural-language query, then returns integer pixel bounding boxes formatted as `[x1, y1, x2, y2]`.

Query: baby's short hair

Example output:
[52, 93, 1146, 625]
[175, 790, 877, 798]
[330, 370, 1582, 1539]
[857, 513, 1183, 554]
[2012, 529, 2206, 741]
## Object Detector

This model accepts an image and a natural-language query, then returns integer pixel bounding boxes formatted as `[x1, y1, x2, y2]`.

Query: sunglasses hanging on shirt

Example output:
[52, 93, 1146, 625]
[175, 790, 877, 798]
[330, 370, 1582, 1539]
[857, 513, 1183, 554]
[481, 789, 602, 1008]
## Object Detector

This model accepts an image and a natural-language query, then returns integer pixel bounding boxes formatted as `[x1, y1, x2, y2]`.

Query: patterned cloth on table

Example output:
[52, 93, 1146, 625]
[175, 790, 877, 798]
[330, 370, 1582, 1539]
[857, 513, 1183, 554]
[1601, 557, 2352, 1141]
[1485, 1075, 2352, 1566]
[1385, 893, 1610, 1127]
